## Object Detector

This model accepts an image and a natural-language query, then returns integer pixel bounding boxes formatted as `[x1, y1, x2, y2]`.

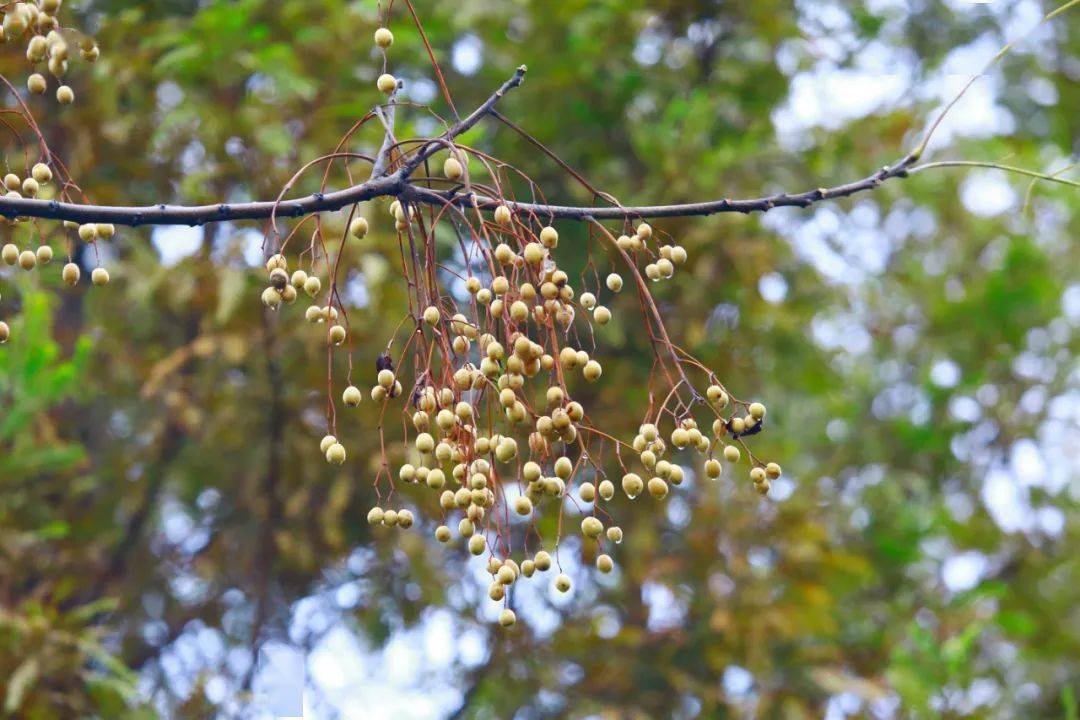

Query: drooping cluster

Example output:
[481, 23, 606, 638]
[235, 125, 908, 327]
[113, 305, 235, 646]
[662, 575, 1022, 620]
[244, 19, 784, 629]
[0, 8, 783, 631]
[2, 0, 99, 105]
[0, 162, 115, 343]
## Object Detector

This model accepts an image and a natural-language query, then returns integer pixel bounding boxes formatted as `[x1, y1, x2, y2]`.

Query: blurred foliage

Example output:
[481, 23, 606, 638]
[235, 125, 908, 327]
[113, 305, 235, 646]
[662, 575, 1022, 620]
[0, 0, 1078, 718]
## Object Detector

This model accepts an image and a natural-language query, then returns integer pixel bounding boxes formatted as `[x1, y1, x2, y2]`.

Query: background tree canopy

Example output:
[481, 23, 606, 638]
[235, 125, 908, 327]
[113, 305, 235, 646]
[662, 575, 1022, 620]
[0, 0, 1077, 717]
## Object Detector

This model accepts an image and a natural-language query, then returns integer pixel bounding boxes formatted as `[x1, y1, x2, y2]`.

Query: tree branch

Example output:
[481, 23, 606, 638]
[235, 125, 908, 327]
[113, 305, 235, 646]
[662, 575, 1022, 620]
[0, 50, 1073, 228]
[407, 153, 922, 219]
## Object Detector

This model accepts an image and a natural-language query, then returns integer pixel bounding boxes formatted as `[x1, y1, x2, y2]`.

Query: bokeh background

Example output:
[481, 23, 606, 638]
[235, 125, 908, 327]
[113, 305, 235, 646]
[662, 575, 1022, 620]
[1, 0, 1078, 717]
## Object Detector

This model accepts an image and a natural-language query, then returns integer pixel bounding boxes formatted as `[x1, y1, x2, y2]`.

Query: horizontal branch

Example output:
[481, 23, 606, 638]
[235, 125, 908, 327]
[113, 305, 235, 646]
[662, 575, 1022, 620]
[0, 152, 919, 227]
[407, 154, 921, 220]
[0, 174, 405, 226]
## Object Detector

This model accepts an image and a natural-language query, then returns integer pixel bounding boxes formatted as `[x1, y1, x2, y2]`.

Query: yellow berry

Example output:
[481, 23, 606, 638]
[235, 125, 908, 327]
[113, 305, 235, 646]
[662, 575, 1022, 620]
[606, 273, 623, 292]
[18, 250, 36, 270]
[91, 267, 110, 286]
[319, 435, 337, 454]
[581, 516, 603, 539]
[0, 321, 8, 343]
[61, 262, 79, 285]
[342, 385, 362, 407]
[325, 442, 347, 465]
[328, 325, 346, 345]
[27, 73, 47, 94]
[498, 608, 516, 627]
[749, 402, 766, 420]
[56, 85, 74, 104]
[377, 73, 397, 94]
[494, 205, 512, 225]
[349, 216, 369, 238]
[31, 163, 52, 184]
[443, 156, 463, 181]
[596, 554, 614, 573]
[554, 573, 572, 593]
[374, 27, 394, 48]
[723, 445, 740, 463]
[539, 226, 558, 248]
[468, 533, 487, 555]
[35, 245, 52, 264]
[78, 224, 97, 242]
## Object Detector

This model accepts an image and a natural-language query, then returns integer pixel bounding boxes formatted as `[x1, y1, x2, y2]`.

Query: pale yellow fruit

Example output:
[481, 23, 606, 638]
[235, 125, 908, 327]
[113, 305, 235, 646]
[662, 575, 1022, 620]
[62, 262, 80, 285]
[78, 223, 97, 242]
[261, 287, 281, 308]
[35, 245, 52, 264]
[539, 226, 558, 248]
[374, 27, 394, 48]
[349, 216, 369, 238]
[0, 321, 8, 343]
[325, 442, 347, 465]
[498, 608, 516, 627]
[596, 554, 614, 573]
[27, 73, 47, 95]
[328, 324, 347, 345]
[1, 244, 18, 265]
[494, 205, 512, 225]
[581, 516, 603, 539]
[31, 163, 52, 184]
[554, 573, 571, 593]
[56, 84, 74, 104]
[377, 73, 397, 94]
[18, 250, 36, 270]
[443, 156, 463, 181]
[342, 385, 362, 407]
[91, 267, 110, 286]
[622, 472, 644, 499]
[319, 435, 337, 454]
